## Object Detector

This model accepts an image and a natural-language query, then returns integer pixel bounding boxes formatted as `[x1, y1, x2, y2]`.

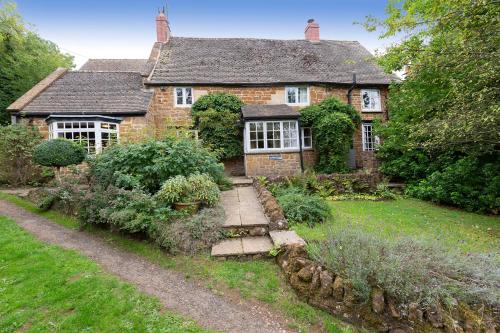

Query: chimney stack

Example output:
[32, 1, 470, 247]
[305, 19, 320, 41]
[156, 8, 170, 43]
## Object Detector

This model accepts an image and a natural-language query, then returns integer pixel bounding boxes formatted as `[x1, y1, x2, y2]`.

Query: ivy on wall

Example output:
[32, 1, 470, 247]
[192, 93, 244, 160]
[301, 97, 361, 173]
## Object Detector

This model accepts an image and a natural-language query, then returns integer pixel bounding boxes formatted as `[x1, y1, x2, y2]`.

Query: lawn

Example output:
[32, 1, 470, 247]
[0, 216, 210, 333]
[292, 197, 499, 254]
[0, 193, 358, 333]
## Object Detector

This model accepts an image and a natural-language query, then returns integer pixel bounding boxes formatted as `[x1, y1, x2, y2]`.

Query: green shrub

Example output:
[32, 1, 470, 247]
[406, 155, 500, 213]
[301, 97, 361, 173]
[0, 124, 46, 185]
[152, 206, 225, 254]
[309, 226, 499, 308]
[197, 109, 243, 159]
[80, 186, 181, 235]
[191, 92, 243, 117]
[89, 139, 227, 194]
[277, 191, 331, 227]
[157, 173, 220, 206]
[191, 93, 244, 160]
[33, 139, 86, 169]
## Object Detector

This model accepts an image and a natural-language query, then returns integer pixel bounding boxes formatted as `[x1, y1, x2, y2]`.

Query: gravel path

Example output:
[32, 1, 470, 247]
[0, 200, 295, 333]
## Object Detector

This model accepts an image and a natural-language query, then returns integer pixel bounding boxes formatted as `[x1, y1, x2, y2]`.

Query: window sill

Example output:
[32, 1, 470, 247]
[361, 109, 383, 113]
[174, 105, 193, 108]
[245, 147, 313, 154]
[286, 103, 310, 107]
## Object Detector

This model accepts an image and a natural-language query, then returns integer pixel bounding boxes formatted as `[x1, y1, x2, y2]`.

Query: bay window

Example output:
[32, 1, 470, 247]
[302, 127, 312, 149]
[48, 119, 119, 154]
[246, 120, 312, 152]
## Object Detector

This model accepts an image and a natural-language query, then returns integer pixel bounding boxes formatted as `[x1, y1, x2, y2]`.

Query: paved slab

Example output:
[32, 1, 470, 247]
[242, 237, 274, 254]
[211, 238, 244, 256]
[220, 187, 268, 228]
[231, 177, 253, 187]
[270, 230, 307, 247]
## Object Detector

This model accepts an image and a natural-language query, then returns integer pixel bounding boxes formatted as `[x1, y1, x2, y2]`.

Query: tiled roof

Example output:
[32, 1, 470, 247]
[242, 104, 299, 120]
[7, 68, 68, 111]
[19, 71, 153, 116]
[80, 59, 151, 76]
[148, 37, 395, 85]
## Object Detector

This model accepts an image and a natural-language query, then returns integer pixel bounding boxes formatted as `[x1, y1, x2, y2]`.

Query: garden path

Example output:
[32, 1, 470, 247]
[212, 185, 273, 257]
[0, 199, 295, 333]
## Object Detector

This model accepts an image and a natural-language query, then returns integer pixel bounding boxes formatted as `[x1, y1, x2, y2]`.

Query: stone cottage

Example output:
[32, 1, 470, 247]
[7, 9, 394, 177]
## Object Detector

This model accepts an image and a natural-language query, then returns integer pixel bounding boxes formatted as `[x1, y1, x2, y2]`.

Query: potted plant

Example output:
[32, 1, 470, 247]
[157, 174, 220, 213]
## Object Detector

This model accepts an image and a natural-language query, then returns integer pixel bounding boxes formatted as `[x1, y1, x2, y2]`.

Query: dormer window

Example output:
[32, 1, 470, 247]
[286, 86, 309, 105]
[175, 87, 193, 107]
[361, 89, 381, 112]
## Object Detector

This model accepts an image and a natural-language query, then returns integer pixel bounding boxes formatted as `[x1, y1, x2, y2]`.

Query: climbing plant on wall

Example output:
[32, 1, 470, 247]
[191, 93, 244, 159]
[301, 97, 361, 173]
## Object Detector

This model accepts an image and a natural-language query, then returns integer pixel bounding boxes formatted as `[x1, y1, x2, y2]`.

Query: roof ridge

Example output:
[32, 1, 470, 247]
[85, 58, 148, 61]
[171, 36, 360, 43]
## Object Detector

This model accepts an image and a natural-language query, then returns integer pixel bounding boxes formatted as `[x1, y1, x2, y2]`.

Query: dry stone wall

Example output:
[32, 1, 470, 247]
[276, 245, 498, 333]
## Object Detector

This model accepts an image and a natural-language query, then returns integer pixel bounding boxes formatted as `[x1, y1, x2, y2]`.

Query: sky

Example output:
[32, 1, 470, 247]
[14, 0, 396, 69]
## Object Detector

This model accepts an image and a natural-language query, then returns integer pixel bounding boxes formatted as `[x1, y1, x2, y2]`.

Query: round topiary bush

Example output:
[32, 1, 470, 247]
[33, 139, 86, 181]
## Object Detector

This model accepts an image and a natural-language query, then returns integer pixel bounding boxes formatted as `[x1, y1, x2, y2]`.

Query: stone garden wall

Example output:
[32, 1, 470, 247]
[276, 244, 498, 333]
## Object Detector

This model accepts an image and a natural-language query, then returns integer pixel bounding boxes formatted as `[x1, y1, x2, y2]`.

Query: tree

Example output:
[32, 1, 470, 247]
[191, 93, 244, 159]
[0, 1, 74, 125]
[33, 139, 86, 183]
[366, 0, 499, 212]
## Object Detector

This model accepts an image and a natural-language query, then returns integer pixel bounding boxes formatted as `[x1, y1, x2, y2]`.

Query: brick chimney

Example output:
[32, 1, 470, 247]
[156, 8, 170, 43]
[305, 19, 320, 41]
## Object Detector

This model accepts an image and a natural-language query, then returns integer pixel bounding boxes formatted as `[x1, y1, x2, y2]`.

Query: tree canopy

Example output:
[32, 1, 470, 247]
[369, 0, 499, 212]
[0, 1, 74, 125]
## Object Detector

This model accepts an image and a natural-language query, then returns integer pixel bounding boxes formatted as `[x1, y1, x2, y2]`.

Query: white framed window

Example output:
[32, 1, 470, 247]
[174, 87, 193, 107]
[362, 123, 380, 151]
[285, 86, 309, 105]
[361, 89, 381, 111]
[246, 120, 301, 152]
[49, 120, 119, 154]
[302, 127, 312, 149]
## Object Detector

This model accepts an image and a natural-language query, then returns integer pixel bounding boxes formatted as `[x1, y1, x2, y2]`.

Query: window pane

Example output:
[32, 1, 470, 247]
[88, 122, 95, 129]
[362, 91, 370, 109]
[57, 133, 64, 138]
[57, 123, 64, 129]
[287, 88, 296, 104]
[304, 137, 312, 147]
[185, 88, 193, 105]
[298, 87, 308, 103]
[81, 122, 87, 129]
[176, 88, 184, 105]
[65, 122, 72, 129]
[65, 132, 72, 139]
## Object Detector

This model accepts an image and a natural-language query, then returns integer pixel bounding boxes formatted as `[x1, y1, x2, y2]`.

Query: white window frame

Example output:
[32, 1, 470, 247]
[174, 87, 194, 107]
[285, 86, 309, 105]
[245, 120, 301, 153]
[362, 123, 380, 151]
[302, 127, 313, 149]
[49, 120, 119, 154]
[361, 89, 382, 112]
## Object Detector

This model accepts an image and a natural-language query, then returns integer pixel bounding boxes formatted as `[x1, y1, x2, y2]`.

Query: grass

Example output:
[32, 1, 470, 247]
[292, 197, 499, 253]
[0, 216, 211, 333]
[0, 192, 358, 333]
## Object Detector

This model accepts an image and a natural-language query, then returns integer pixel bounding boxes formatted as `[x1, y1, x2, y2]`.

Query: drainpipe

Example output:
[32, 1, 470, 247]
[298, 118, 305, 173]
[347, 72, 357, 105]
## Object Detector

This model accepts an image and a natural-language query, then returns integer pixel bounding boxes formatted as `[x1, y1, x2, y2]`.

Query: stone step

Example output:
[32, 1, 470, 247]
[230, 177, 253, 187]
[269, 230, 307, 247]
[211, 236, 273, 257]
[223, 225, 269, 238]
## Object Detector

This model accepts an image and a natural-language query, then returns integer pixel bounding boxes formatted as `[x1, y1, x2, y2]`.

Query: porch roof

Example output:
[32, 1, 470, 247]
[242, 104, 300, 120]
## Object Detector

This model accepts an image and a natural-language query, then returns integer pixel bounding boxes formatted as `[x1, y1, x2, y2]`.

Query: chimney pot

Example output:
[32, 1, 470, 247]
[305, 19, 320, 41]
